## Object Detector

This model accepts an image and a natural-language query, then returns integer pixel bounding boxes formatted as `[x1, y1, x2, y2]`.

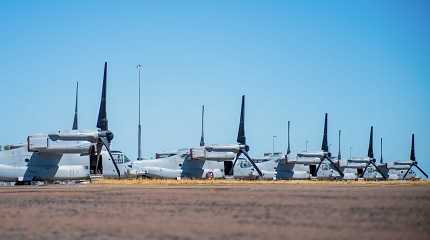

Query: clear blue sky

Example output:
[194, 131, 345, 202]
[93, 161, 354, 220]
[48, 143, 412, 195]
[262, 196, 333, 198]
[1, 1, 429, 174]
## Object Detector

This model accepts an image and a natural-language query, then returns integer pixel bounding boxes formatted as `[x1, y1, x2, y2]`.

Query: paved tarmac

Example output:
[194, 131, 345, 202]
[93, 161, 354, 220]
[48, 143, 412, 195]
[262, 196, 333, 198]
[0, 183, 429, 240]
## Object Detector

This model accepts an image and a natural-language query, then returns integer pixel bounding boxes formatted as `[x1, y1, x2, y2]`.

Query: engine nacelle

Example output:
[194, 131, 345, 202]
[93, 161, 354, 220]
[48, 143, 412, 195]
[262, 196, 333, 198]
[48, 132, 99, 142]
[297, 151, 326, 158]
[27, 135, 92, 154]
[190, 147, 236, 161]
[204, 144, 242, 153]
[348, 158, 373, 164]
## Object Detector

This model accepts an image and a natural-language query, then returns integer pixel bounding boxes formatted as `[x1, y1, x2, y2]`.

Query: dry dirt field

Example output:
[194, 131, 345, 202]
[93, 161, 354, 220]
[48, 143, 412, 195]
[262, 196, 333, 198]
[0, 181, 429, 240]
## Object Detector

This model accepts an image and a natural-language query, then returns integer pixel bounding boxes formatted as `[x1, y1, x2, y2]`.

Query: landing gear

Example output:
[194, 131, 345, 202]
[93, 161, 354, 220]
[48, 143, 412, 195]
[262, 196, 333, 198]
[89, 146, 103, 175]
[224, 161, 233, 176]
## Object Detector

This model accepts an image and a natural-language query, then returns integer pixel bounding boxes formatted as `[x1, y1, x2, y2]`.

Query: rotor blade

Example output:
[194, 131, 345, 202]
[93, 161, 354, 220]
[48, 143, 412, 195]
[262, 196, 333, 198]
[410, 133, 415, 161]
[237, 95, 246, 145]
[72, 81, 79, 130]
[241, 150, 262, 177]
[362, 162, 370, 178]
[368, 126, 374, 158]
[414, 164, 428, 178]
[315, 161, 323, 176]
[200, 105, 205, 146]
[326, 157, 344, 177]
[370, 161, 387, 180]
[100, 138, 121, 178]
[402, 166, 412, 180]
[321, 113, 328, 152]
[95, 142, 102, 174]
[97, 62, 108, 131]
[232, 152, 241, 169]
[230, 152, 241, 176]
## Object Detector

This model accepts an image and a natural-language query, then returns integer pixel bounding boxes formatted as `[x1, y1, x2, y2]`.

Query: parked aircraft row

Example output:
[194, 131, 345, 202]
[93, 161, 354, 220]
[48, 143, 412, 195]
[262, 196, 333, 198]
[0, 62, 427, 184]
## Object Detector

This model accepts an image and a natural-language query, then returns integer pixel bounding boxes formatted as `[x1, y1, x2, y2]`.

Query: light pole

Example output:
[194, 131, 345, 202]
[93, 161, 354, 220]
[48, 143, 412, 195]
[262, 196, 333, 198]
[305, 140, 309, 152]
[338, 130, 341, 160]
[380, 137, 383, 163]
[272, 136, 277, 155]
[349, 146, 352, 160]
[137, 64, 143, 160]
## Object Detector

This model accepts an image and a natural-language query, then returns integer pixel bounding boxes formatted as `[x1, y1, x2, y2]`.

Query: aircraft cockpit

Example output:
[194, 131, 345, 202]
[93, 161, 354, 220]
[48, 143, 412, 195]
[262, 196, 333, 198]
[111, 151, 131, 165]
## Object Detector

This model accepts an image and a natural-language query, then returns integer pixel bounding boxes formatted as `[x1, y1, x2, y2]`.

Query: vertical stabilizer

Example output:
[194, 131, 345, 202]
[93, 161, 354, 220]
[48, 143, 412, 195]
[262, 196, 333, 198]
[72, 82, 79, 130]
[321, 113, 328, 152]
[200, 105, 205, 146]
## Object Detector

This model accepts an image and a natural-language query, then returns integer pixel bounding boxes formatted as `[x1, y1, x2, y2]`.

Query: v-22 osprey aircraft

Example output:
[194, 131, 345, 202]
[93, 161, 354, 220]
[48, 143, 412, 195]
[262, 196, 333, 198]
[0, 62, 129, 183]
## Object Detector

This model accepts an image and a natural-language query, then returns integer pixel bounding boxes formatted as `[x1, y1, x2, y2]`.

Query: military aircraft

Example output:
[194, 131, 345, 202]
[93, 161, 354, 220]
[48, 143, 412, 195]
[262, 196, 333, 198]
[341, 126, 387, 180]
[382, 133, 428, 180]
[128, 95, 263, 179]
[235, 114, 345, 180]
[0, 62, 129, 183]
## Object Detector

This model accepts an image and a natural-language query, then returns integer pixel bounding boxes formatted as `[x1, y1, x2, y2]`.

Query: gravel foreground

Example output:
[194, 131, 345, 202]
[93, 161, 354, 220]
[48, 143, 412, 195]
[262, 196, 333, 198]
[1, 183, 429, 240]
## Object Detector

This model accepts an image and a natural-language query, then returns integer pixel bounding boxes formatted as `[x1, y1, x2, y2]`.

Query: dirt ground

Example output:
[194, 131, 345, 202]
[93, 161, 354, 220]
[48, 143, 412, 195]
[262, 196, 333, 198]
[0, 182, 429, 240]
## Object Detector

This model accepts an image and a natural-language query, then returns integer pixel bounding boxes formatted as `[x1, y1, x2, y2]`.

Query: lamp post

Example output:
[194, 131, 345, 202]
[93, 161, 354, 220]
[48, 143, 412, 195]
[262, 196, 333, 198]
[137, 64, 143, 160]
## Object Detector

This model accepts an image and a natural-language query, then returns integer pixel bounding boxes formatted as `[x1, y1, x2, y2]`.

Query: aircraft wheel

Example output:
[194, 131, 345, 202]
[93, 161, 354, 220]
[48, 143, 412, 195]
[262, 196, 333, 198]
[206, 171, 214, 180]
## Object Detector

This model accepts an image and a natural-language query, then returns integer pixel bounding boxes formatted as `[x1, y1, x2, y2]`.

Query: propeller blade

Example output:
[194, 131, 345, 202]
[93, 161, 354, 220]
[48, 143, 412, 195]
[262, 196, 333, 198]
[97, 62, 108, 131]
[241, 150, 263, 177]
[200, 105, 205, 146]
[402, 166, 412, 180]
[368, 126, 374, 158]
[414, 164, 428, 178]
[410, 133, 415, 161]
[370, 161, 387, 180]
[72, 81, 79, 130]
[315, 161, 323, 176]
[100, 137, 121, 178]
[230, 152, 241, 176]
[232, 152, 240, 169]
[326, 157, 344, 178]
[362, 162, 370, 178]
[321, 113, 328, 152]
[237, 95, 246, 145]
